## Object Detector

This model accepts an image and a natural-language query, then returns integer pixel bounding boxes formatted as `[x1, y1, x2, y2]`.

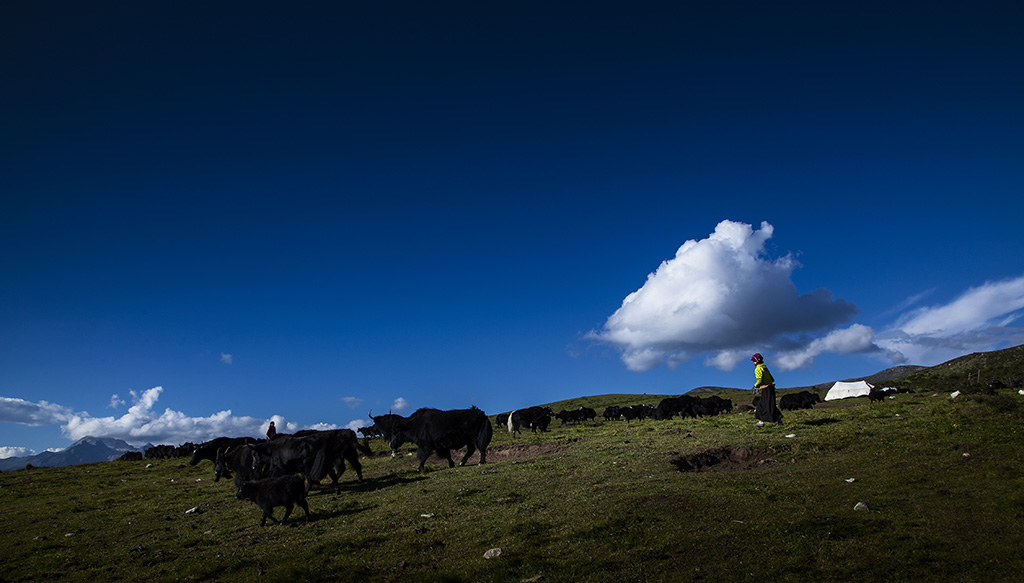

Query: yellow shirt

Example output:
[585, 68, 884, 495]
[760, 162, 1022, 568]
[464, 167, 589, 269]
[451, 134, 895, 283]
[754, 363, 775, 388]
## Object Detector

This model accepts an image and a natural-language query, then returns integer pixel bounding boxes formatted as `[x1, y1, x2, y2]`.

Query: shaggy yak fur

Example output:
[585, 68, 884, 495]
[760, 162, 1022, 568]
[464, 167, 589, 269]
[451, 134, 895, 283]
[235, 475, 310, 526]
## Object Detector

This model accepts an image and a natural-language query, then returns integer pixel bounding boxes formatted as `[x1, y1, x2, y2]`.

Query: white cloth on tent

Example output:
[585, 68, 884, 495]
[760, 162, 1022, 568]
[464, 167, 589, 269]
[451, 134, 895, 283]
[824, 380, 874, 401]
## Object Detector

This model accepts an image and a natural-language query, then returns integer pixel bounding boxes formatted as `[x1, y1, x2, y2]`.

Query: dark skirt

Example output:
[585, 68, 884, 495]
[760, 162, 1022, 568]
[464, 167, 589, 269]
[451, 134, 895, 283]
[754, 384, 783, 423]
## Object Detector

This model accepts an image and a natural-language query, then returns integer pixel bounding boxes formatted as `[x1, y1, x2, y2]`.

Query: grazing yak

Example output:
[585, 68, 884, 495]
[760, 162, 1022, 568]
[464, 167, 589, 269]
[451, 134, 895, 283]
[368, 412, 412, 456]
[248, 429, 369, 494]
[145, 444, 175, 459]
[555, 407, 595, 425]
[494, 412, 510, 428]
[357, 426, 380, 439]
[236, 475, 310, 526]
[507, 406, 552, 435]
[214, 445, 261, 488]
[654, 396, 699, 420]
[655, 395, 732, 419]
[780, 390, 823, 411]
[370, 407, 492, 472]
[554, 409, 578, 425]
[143, 443, 195, 460]
[697, 395, 733, 416]
[620, 404, 655, 421]
[190, 436, 255, 466]
[294, 428, 372, 482]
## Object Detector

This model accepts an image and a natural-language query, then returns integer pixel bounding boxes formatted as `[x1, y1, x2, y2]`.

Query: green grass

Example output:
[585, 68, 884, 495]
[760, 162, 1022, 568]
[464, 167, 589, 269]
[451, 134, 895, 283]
[3, 389, 1024, 582]
[897, 344, 1024, 393]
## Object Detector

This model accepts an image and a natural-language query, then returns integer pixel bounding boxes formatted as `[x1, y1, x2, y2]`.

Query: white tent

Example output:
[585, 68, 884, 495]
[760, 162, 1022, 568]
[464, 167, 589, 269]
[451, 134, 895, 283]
[824, 380, 874, 401]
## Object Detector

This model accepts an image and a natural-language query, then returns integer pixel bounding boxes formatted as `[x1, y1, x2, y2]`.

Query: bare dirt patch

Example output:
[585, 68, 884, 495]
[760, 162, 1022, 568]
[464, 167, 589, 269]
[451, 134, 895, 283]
[486, 442, 568, 462]
[671, 446, 776, 472]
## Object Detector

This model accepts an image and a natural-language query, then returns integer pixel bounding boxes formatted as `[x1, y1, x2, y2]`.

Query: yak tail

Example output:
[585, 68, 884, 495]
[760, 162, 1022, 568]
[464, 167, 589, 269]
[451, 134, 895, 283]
[480, 415, 494, 445]
[306, 443, 332, 484]
[507, 410, 517, 434]
[357, 439, 372, 456]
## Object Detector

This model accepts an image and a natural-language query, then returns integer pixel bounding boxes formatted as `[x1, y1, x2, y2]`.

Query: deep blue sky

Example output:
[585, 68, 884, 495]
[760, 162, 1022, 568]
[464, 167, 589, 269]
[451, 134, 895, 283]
[3, 1, 1022, 456]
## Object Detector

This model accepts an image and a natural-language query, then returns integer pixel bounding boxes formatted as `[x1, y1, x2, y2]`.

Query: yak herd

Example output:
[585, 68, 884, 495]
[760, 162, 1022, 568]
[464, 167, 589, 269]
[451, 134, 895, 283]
[161, 391, 838, 526]
[182, 428, 372, 526]
[178, 407, 494, 526]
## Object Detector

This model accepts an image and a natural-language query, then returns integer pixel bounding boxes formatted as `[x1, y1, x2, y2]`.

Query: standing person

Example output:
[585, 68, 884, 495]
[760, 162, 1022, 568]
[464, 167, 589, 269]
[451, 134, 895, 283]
[266, 421, 277, 439]
[751, 353, 782, 426]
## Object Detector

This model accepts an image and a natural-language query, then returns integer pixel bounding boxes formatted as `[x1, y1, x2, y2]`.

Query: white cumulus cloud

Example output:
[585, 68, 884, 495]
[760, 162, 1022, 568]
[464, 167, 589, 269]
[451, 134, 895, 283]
[391, 397, 411, 413]
[774, 324, 877, 371]
[590, 220, 861, 371]
[59, 387, 298, 444]
[220, 353, 233, 365]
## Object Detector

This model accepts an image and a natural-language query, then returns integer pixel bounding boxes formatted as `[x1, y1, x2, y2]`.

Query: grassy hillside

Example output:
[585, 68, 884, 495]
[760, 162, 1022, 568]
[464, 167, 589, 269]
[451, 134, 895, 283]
[503, 394, 676, 417]
[897, 344, 1024, 392]
[2, 346, 1023, 582]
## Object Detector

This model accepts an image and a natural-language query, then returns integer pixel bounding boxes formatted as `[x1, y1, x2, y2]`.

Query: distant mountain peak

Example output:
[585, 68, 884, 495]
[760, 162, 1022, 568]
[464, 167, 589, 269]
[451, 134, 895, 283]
[0, 435, 143, 471]
[68, 436, 137, 451]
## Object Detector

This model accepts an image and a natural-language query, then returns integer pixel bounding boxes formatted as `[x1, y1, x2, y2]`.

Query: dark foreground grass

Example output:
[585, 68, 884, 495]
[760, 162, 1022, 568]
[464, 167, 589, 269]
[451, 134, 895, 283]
[2, 390, 1024, 582]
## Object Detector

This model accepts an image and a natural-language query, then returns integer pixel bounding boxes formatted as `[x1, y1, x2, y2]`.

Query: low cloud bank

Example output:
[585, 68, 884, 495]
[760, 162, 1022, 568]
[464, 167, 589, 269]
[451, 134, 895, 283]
[0, 446, 35, 459]
[0, 388, 351, 447]
[0, 388, 416, 452]
[0, 397, 74, 426]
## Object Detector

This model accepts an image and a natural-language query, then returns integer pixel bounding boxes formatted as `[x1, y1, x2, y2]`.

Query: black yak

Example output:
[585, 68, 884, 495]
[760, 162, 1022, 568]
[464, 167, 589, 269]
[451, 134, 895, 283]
[780, 391, 822, 410]
[248, 429, 369, 494]
[371, 407, 492, 472]
[507, 406, 552, 435]
[190, 436, 254, 466]
[215, 445, 260, 488]
[236, 475, 310, 526]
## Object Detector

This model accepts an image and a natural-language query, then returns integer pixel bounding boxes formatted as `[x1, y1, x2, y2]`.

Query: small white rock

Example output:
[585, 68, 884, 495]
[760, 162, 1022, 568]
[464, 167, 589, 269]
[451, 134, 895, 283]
[185, 507, 198, 514]
[420, 513, 434, 518]
[854, 502, 869, 511]
[483, 548, 502, 559]
[950, 391, 961, 399]
[785, 434, 796, 438]
[845, 478, 856, 483]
